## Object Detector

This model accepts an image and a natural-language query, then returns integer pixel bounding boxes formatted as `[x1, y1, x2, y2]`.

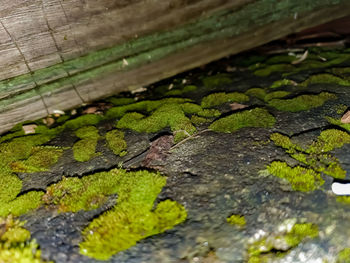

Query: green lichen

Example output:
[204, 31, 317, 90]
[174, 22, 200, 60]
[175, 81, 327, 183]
[267, 161, 324, 192]
[227, 214, 246, 228]
[165, 85, 197, 96]
[201, 92, 249, 108]
[105, 129, 127, 156]
[268, 92, 336, 112]
[269, 79, 296, 89]
[209, 108, 275, 133]
[48, 169, 189, 260]
[116, 103, 196, 143]
[0, 216, 49, 263]
[337, 248, 350, 263]
[247, 222, 318, 262]
[300, 73, 350, 87]
[202, 74, 232, 88]
[73, 126, 100, 162]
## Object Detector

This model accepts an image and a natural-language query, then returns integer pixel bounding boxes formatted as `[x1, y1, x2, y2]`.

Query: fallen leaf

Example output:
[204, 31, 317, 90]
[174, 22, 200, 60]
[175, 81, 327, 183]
[230, 103, 248, 111]
[142, 135, 174, 167]
[22, 124, 37, 134]
[341, 110, 350, 123]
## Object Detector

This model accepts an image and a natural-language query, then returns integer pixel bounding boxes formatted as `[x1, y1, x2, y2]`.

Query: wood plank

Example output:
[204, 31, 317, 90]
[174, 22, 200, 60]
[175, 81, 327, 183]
[0, 0, 350, 135]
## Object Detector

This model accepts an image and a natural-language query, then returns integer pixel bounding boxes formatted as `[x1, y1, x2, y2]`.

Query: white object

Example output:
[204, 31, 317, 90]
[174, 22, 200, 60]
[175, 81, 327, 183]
[332, 182, 350, 195]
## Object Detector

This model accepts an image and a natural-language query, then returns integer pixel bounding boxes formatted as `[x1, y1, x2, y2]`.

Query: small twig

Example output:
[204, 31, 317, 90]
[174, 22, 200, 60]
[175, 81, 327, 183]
[170, 129, 211, 150]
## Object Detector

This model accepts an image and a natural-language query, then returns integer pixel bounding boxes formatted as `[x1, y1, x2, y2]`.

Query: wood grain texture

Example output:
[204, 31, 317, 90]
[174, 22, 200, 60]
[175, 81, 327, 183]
[0, 0, 349, 135]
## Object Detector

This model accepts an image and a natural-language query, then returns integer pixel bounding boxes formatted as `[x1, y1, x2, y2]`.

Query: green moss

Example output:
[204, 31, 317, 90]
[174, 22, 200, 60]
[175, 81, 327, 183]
[201, 92, 249, 108]
[245, 88, 267, 100]
[63, 114, 102, 130]
[269, 79, 296, 89]
[209, 108, 275, 133]
[0, 216, 49, 263]
[254, 64, 295, 77]
[202, 74, 232, 88]
[165, 85, 197, 96]
[191, 115, 210, 125]
[307, 129, 350, 154]
[73, 126, 100, 162]
[267, 161, 324, 192]
[116, 103, 196, 143]
[264, 91, 290, 102]
[10, 146, 64, 173]
[270, 130, 349, 180]
[326, 117, 350, 132]
[300, 73, 350, 87]
[105, 129, 127, 156]
[227, 214, 246, 228]
[336, 196, 350, 205]
[107, 97, 135, 106]
[247, 222, 318, 262]
[46, 169, 188, 260]
[268, 92, 336, 112]
[106, 98, 189, 119]
[284, 223, 318, 247]
[337, 248, 350, 263]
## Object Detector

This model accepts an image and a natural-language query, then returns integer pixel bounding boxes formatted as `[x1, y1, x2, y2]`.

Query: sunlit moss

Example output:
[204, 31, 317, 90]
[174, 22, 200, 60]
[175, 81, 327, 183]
[247, 222, 318, 262]
[201, 92, 249, 108]
[337, 248, 350, 263]
[107, 97, 135, 106]
[191, 115, 210, 125]
[264, 91, 290, 102]
[326, 116, 350, 132]
[46, 169, 189, 260]
[202, 74, 232, 88]
[209, 108, 275, 133]
[0, 216, 49, 263]
[227, 214, 246, 228]
[270, 130, 349, 180]
[105, 129, 127, 156]
[268, 92, 336, 112]
[336, 196, 350, 205]
[267, 161, 324, 192]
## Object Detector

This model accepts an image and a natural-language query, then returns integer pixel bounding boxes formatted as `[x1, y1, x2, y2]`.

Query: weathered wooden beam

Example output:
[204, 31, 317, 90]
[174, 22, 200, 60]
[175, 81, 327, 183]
[0, 0, 350, 134]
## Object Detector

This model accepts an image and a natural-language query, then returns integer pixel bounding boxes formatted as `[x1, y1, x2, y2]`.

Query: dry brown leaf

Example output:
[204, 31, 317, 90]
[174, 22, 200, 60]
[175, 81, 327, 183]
[341, 110, 350, 124]
[22, 124, 37, 134]
[230, 103, 248, 111]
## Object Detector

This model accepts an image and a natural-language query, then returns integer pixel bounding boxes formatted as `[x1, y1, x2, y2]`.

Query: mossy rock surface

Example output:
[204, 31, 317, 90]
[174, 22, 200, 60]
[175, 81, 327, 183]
[1, 47, 350, 263]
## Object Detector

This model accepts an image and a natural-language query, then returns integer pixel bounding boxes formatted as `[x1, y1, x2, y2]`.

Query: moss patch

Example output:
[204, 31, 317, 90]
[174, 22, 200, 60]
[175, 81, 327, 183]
[45, 169, 189, 260]
[202, 74, 232, 88]
[116, 103, 196, 143]
[73, 126, 100, 162]
[105, 129, 127, 156]
[269, 79, 296, 89]
[268, 130, 350, 188]
[300, 73, 350, 87]
[337, 248, 350, 263]
[227, 214, 246, 228]
[201, 92, 249, 108]
[267, 161, 324, 192]
[0, 216, 49, 262]
[245, 88, 267, 100]
[165, 85, 197, 96]
[268, 92, 336, 112]
[248, 222, 318, 262]
[326, 116, 350, 132]
[209, 108, 275, 133]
